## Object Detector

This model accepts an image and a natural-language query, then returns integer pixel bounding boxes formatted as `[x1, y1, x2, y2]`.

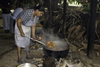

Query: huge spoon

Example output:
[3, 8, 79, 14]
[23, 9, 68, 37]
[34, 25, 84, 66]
[25, 35, 46, 46]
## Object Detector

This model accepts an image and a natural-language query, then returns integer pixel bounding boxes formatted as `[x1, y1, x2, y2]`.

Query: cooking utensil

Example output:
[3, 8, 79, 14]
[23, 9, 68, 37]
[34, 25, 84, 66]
[15, 33, 46, 46]
[17, 63, 37, 67]
[25, 35, 46, 46]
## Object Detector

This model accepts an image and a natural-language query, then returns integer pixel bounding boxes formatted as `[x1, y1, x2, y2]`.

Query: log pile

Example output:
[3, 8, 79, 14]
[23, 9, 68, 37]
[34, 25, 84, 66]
[43, 9, 100, 51]
[45, 9, 88, 40]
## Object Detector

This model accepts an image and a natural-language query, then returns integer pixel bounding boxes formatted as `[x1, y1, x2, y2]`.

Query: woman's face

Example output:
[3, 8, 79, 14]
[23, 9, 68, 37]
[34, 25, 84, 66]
[36, 10, 44, 17]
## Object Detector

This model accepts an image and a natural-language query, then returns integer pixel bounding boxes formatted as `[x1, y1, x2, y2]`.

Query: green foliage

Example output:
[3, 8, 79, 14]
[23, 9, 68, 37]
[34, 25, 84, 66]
[68, 0, 76, 4]
[68, 0, 81, 3]
[82, 3, 90, 12]
[97, 4, 100, 11]
[0, 9, 1, 11]
[76, 0, 81, 3]
[83, 8, 90, 12]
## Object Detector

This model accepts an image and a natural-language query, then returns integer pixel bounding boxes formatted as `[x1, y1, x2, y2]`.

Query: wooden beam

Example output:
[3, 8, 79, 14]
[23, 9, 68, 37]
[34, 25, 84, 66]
[87, 0, 97, 57]
[49, 0, 52, 24]
[63, 0, 66, 38]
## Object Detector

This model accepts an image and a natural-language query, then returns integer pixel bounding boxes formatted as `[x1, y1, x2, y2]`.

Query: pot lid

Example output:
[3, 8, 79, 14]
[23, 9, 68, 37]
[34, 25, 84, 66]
[17, 63, 37, 67]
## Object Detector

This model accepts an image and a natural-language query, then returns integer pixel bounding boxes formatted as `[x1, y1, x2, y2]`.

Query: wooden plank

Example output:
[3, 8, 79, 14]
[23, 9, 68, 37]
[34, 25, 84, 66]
[87, 0, 97, 57]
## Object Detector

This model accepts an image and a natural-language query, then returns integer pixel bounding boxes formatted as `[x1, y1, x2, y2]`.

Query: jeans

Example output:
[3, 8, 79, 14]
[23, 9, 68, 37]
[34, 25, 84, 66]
[2, 13, 11, 30]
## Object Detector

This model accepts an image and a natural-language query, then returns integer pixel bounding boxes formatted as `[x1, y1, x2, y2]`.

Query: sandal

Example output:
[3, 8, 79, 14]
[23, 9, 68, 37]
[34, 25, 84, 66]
[26, 56, 33, 59]
[17, 60, 23, 64]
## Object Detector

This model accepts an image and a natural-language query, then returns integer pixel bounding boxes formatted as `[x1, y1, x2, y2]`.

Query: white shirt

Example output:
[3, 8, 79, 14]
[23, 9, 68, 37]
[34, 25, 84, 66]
[11, 8, 23, 19]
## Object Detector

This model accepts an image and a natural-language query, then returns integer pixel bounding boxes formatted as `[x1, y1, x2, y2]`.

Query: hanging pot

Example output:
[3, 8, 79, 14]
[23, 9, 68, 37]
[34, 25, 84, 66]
[43, 40, 69, 60]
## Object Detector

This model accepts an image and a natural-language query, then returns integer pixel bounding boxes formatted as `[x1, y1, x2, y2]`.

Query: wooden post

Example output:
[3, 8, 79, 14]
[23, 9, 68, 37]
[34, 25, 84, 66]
[87, 0, 97, 57]
[63, 0, 66, 38]
[49, 0, 52, 26]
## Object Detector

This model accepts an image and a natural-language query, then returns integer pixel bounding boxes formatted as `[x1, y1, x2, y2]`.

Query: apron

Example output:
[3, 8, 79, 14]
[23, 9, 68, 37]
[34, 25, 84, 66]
[15, 20, 35, 48]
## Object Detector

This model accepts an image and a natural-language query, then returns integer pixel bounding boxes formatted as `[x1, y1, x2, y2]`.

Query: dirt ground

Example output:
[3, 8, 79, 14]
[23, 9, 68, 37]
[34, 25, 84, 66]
[0, 17, 100, 67]
[0, 18, 44, 67]
[0, 29, 44, 67]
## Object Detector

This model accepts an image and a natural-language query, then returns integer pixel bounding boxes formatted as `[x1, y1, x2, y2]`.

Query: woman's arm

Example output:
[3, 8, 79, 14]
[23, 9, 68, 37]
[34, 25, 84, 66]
[17, 18, 25, 36]
[32, 23, 36, 39]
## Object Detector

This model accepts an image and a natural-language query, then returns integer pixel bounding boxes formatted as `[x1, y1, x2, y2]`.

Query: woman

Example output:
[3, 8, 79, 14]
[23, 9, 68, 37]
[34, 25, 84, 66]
[1, 0, 12, 33]
[15, 4, 44, 64]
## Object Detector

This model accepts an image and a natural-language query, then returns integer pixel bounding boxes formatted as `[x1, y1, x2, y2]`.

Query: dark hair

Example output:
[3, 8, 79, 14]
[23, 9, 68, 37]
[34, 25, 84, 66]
[33, 4, 44, 12]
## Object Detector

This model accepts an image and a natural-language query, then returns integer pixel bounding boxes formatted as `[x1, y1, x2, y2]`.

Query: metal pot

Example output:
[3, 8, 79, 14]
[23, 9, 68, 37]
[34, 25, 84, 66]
[17, 63, 37, 67]
[43, 41, 69, 60]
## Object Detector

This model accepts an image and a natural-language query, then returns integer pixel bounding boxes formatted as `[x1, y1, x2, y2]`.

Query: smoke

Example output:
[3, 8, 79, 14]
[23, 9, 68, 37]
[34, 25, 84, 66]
[35, 28, 69, 50]
[37, 29, 69, 50]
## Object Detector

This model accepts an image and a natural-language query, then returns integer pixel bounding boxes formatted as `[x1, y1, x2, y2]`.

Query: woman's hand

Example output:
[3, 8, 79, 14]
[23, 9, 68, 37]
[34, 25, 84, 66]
[38, 36, 42, 40]
[20, 32, 25, 37]
[32, 37, 36, 41]
[17, 18, 25, 37]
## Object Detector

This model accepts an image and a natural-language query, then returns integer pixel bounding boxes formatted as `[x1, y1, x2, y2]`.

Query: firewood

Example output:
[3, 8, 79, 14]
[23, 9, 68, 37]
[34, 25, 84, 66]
[82, 43, 100, 50]
[44, 9, 87, 41]
[68, 26, 76, 39]
[53, 14, 60, 22]
[95, 30, 100, 42]
[76, 27, 86, 40]
[95, 20, 99, 29]
[70, 25, 82, 39]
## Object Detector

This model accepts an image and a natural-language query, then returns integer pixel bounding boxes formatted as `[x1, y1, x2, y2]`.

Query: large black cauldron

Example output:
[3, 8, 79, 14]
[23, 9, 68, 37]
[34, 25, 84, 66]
[43, 41, 69, 60]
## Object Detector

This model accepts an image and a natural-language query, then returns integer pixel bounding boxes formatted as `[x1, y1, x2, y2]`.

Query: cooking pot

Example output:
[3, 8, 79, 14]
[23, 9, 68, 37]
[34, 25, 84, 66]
[17, 63, 37, 67]
[43, 41, 69, 60]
